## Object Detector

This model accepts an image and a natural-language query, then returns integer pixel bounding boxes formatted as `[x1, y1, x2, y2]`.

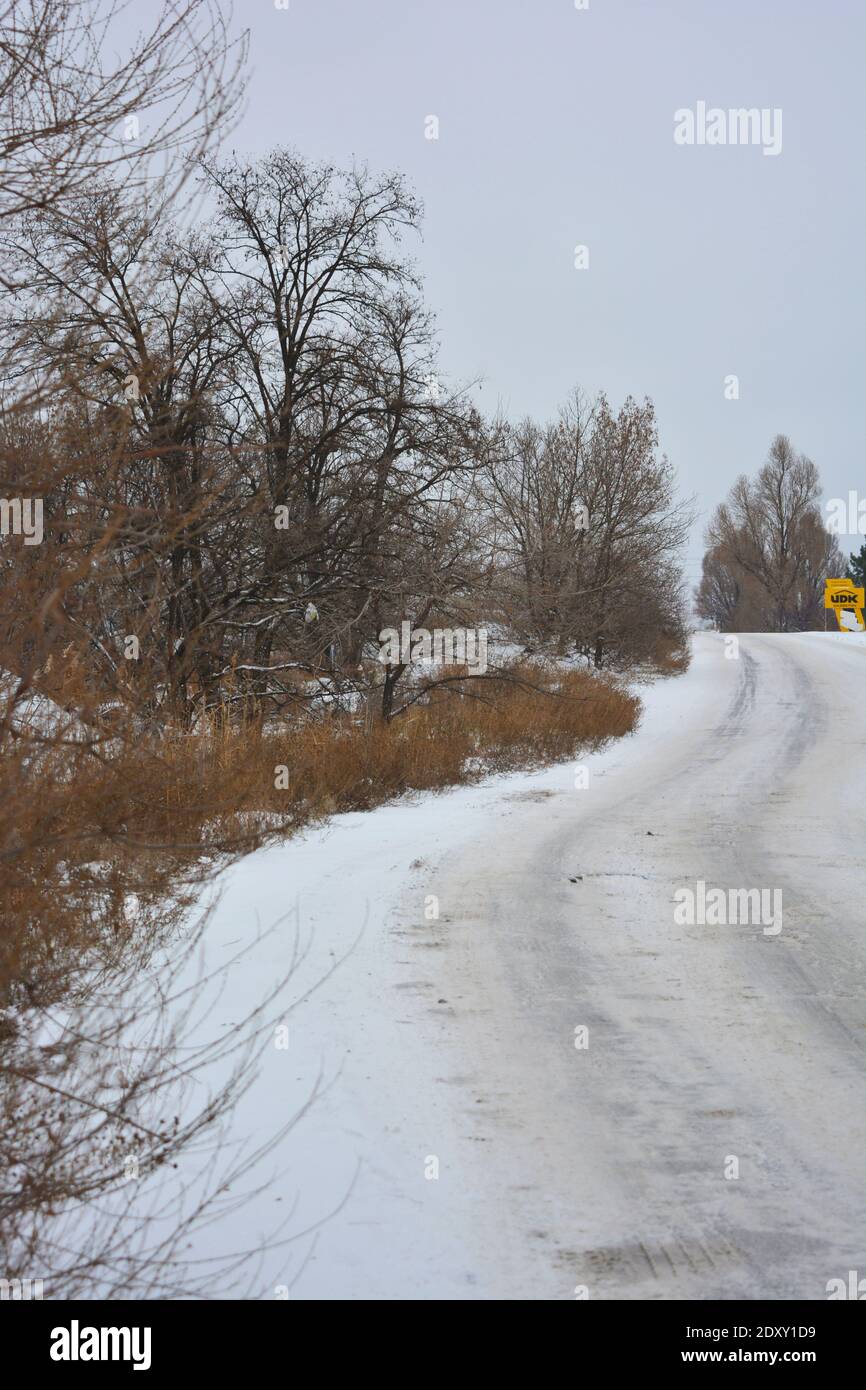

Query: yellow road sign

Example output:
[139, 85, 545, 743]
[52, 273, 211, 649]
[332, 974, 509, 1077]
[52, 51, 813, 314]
[824, 578, 865, 631]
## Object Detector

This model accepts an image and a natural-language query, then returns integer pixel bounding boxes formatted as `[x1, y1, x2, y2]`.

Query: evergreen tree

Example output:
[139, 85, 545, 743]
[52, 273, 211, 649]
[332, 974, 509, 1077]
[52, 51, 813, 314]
[847, 542, 866, 588]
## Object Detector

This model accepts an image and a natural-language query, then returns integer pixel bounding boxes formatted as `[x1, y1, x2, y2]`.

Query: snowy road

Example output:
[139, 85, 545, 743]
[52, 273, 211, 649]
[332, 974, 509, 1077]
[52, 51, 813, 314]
[187, 632, 866, 1300]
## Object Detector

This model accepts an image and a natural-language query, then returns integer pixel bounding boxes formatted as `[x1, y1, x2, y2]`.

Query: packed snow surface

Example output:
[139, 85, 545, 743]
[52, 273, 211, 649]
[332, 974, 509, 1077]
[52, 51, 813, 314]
[168, 632, 866, 1299]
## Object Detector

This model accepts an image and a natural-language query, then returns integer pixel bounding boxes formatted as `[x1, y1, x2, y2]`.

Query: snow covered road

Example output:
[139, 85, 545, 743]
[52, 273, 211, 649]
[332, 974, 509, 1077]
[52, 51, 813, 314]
[186, 632, 866, 1299]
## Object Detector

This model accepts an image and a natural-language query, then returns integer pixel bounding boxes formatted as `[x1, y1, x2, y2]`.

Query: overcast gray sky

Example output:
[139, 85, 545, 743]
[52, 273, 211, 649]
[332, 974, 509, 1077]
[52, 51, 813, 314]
[216, 0, 865, 583]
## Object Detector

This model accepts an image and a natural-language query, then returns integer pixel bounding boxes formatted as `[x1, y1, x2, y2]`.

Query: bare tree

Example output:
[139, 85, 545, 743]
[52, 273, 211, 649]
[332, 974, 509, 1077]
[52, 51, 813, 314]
[699, 435, 843, 632]
[483, 391, 692, 666]
[0, 0, 246, 230]
[196, 149, 485, 713]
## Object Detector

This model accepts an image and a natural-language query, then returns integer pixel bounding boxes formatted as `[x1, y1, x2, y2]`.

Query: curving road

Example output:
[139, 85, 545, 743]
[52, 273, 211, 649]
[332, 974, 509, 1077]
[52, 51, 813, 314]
[411, 632, 866, 1298]
[184, 632, 866, 1300]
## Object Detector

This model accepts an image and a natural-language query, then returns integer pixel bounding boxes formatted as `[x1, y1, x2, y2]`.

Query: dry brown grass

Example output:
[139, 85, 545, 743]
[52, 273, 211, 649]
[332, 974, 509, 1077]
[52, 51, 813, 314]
[162, 663, 640, 820]
[2, 663, 638, 999]
[648, 634, 692, 675]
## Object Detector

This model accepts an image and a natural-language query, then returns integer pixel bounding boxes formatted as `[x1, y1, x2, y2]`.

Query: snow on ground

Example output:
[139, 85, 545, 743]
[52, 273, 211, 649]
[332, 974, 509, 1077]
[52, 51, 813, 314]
[144, 631, 865, 1299]
[156, 655, 683, 1298]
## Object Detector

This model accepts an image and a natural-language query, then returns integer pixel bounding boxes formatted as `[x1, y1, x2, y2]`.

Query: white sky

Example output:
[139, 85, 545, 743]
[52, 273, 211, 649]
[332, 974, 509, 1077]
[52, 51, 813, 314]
[140, 0, 866, 582]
